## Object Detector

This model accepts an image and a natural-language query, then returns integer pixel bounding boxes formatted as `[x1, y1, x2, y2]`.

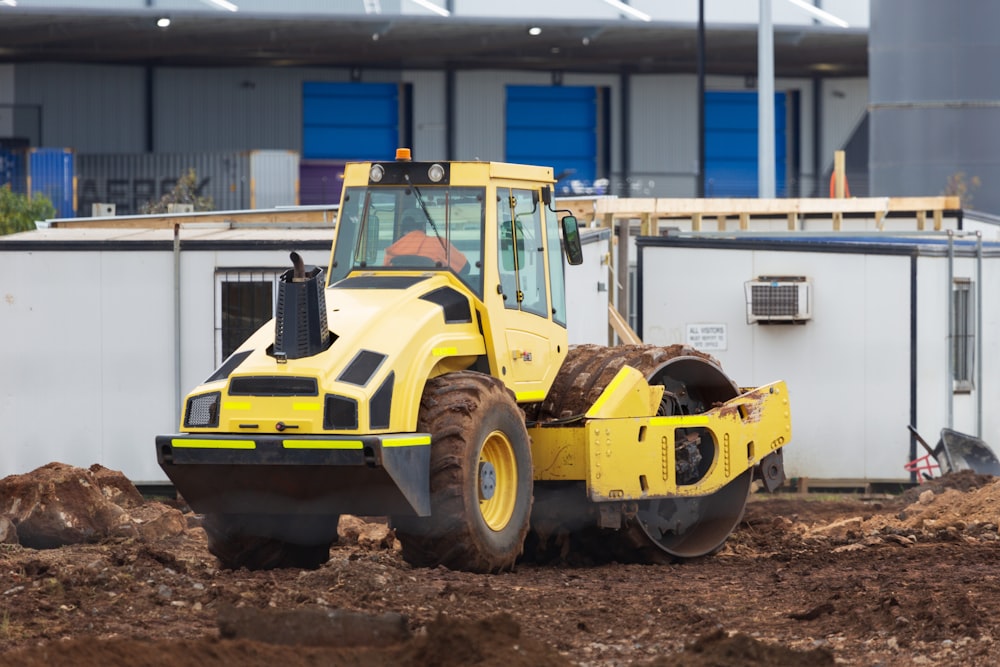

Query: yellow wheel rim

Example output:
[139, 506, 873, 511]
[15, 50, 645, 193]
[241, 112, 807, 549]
[478, 430, 518, 531]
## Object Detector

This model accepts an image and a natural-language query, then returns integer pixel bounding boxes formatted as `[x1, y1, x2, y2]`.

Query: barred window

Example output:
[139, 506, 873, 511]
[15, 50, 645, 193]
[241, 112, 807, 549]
[952, 278, 975, 393]
[214, 269, 283, 365]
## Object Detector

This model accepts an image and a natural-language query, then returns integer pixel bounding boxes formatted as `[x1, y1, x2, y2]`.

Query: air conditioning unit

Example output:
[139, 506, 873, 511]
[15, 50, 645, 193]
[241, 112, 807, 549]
[745, 276, 811, 324]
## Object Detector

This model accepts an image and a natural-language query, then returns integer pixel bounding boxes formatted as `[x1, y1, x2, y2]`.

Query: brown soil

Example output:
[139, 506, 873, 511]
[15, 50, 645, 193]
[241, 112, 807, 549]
[3, 471, 1000, 666]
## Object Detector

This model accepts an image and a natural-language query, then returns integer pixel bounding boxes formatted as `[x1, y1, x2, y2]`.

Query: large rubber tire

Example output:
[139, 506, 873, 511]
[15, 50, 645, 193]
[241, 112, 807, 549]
[203, 513, 337, 570]
[392, 371, 533, 573]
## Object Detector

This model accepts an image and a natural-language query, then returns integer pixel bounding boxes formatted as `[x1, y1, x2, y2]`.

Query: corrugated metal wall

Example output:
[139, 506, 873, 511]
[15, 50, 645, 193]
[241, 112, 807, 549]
[820, 78, 868, 179]
[869, 0, 1000, 212]
[453, 70, 524, 162]
[15, 63, 146, 152]
[630, 75, 699, 197]
[8, 62, 844, 206]
[156, 68, 318, 153]
[403, 70, 447, 160]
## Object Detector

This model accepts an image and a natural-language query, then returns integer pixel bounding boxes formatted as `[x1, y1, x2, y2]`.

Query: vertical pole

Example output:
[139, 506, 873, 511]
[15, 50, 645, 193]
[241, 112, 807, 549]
[617, 214, 630, 336]
[697, 0, 706, 198]
[946, 231, 954, 430]
[445, 69, 455, 160]
[976, 232, 983, 436]
[758, 0, 776, 198]
[812, 76, 822, 197]
[173, 223, 182, 423]
[620, 71, 631, 197]
[144, 65, 155, 152]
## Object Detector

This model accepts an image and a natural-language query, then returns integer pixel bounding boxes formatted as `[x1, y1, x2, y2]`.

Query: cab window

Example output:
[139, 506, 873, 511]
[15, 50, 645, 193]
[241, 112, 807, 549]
[497, 188, 548, 318]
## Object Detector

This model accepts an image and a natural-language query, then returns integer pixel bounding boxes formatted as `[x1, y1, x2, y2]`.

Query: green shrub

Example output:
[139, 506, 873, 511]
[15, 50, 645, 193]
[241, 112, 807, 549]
[0, 185, 56, 236]
[140, 168, 215, 214]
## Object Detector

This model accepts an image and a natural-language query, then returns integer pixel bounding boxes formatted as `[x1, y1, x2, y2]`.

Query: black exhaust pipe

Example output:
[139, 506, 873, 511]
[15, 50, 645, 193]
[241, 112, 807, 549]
[274, 252, 331, 360]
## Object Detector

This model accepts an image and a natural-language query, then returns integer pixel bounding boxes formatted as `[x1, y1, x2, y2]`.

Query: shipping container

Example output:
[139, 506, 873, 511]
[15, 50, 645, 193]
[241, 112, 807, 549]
[249, 150, 299, 209]
[76, 151, 300, 216]
[299, 159, 346, 206]
[27, 147, 76, 218]
[0, 148, 26, 194]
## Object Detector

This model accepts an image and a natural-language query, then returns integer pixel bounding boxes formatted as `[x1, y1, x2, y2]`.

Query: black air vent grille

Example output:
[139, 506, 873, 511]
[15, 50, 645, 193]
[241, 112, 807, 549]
[338, 350, 386, 386]
[324, 395, 359, 430]
[229, 376, 318, 396]
[370, 372, 394, 430]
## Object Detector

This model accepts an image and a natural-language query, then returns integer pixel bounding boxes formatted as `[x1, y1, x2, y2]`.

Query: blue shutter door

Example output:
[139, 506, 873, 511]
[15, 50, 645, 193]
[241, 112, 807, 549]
[505, 85, 597, 191]
[302, 82, 399, 161]
[704, 91, 787, 197]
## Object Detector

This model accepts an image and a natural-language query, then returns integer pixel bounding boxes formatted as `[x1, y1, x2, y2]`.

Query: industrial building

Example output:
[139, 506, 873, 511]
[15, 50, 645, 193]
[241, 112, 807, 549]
[0, 0, 872, 210]
[3, 1, 1000, 487]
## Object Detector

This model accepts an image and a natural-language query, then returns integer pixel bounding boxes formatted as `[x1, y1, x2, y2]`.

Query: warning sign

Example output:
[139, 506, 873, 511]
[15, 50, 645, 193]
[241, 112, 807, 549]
[685, 323, 727, 351]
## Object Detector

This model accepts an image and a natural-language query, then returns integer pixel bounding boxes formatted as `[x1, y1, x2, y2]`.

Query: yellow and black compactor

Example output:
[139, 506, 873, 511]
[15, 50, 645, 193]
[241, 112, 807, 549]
[156, 149, 791, 572]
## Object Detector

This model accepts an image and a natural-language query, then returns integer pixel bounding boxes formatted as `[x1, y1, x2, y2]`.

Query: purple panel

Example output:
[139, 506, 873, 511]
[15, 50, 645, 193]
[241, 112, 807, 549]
[299, 160, 346, 205]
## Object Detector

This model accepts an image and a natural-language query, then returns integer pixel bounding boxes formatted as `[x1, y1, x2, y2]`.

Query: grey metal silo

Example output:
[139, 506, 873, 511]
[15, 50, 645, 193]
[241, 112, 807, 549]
[869, 0, 1000, 213]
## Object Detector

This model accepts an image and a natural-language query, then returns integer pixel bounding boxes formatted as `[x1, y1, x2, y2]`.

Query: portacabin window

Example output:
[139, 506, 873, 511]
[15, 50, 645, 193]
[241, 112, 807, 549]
[952, 277, 975, 393]
[214, 269, 283, 366]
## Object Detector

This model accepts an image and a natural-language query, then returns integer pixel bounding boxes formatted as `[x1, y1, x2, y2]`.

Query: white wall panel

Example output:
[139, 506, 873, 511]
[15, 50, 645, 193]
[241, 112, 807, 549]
[637, 240, 997, 483]
[566, 229, 611, 345]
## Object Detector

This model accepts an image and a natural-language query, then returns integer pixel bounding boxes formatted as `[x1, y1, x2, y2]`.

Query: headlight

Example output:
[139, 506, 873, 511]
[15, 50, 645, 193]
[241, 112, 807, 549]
[369, 164, 385, 183]
[427, 163, 445, 182]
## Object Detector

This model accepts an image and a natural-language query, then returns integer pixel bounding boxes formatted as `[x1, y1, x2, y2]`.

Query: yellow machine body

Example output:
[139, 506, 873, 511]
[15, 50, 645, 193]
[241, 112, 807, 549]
[530, 367, 791, 501]
[156, 151, 792, 571]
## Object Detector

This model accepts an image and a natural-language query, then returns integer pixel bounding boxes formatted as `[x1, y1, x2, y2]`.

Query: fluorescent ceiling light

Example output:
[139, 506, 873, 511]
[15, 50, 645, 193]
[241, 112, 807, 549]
[409, 0, 450, 17]
[199, 0, 239, 11]
[1, 1, 17, 7]
[156, 17, 171, 28]
[785, 0, 848, 28]
[602, 0, 652, 22]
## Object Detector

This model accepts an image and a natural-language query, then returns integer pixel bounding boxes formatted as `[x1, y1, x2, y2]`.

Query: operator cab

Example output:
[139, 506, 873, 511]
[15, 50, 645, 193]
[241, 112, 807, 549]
[327, 149, 582, 304]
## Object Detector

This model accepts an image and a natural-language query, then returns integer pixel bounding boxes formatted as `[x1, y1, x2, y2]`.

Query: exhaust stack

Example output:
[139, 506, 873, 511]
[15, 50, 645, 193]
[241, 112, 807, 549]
[274, 252, 331, 360]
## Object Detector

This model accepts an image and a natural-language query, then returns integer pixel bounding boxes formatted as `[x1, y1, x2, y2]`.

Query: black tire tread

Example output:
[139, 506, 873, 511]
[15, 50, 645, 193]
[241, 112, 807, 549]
[393, 371, 532, 573]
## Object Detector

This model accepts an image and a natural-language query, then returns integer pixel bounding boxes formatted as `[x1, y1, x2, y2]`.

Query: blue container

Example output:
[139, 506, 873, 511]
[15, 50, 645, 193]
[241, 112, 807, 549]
[0, 148, 26, 195]
[28, 148, 76, 218]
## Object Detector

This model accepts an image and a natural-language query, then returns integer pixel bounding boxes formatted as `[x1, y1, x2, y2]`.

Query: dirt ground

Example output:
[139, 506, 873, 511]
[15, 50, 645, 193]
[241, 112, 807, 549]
[4, 471, 1000, 666]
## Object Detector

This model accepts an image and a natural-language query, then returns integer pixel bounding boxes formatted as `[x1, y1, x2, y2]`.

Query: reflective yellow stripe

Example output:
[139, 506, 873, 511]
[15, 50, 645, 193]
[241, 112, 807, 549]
[292, 402, 322, 411]
[172, 438, 256, 449]
[383, 435, 431, 447]
[223, 401, 251, 411]
[433, 346, 457, 357]
[282, 439, 364, 450]
[515, 390, 546, 402]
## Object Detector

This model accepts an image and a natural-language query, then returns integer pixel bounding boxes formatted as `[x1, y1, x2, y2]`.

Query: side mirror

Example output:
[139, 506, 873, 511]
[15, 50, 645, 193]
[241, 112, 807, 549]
[561, 215, 583, 266]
